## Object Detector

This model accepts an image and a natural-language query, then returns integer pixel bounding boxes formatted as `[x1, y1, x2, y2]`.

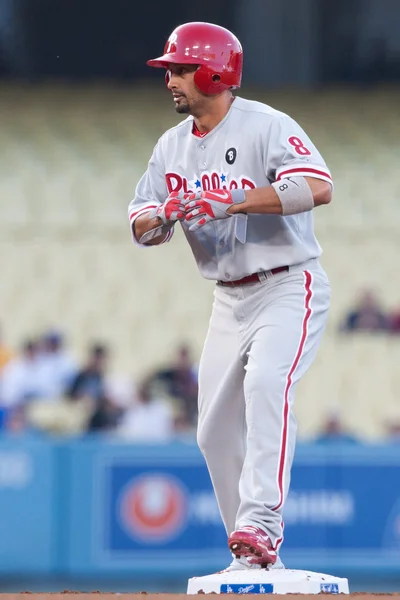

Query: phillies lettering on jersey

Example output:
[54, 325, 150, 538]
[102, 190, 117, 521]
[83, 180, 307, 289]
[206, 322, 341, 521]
[166, 171, 256, 194]
[128, 97, 333, 282]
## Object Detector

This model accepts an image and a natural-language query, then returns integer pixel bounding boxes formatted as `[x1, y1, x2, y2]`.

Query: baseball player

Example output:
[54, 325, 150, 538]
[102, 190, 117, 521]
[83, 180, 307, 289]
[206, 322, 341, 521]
[128, 22, 332, 571]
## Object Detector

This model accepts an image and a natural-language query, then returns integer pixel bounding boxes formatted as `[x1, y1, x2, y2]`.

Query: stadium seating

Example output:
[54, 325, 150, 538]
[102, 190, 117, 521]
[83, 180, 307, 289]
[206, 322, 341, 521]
[0, 83, 399, 439]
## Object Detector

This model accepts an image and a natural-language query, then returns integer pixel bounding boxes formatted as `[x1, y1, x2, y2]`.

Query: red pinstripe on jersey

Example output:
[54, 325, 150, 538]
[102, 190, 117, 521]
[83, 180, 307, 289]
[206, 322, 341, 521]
[276, 167, 332, 182]
[271, 270, 313, 515]
[129, 204, 158, 221]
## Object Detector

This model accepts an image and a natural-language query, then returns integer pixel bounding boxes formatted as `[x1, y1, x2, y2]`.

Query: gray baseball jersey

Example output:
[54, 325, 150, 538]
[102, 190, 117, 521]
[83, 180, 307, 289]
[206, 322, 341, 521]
[128, 96, 332, 559]
[128, 96, 332, 282]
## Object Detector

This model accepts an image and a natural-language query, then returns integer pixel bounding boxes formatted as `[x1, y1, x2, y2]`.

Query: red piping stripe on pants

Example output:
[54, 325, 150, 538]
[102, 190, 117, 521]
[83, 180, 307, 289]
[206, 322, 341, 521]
[271, 270, 313, 548]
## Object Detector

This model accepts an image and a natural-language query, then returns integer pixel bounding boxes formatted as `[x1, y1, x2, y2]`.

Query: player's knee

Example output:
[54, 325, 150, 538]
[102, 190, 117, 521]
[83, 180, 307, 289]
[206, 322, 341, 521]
[196, 418, 217, 456]
[245, 369, 283, 403]
[245, 368, 271, 394]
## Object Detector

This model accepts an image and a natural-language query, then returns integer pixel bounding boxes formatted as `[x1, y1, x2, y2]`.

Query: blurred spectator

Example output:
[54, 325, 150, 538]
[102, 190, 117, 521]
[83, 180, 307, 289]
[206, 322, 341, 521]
[313, 412, 360, 445]
[0, 339, 49, 408]
[385, 422, 400, 443]
[388, 305, 400, 335]
[6, 405, 29, 435]
[339, 289, 388, 333]
[382, 410, 400, 443]
[88, 393, 123, 433]
[104, 375, 136, 410]
[2, 402, 47, 436]
[173, 410, 196, 440]
[117, 378, 175, 442]
[0, 325, 13, 372]
[152, 343, 198, 426]
[66, 343, 108, 403]
[37, 330, 77, 399]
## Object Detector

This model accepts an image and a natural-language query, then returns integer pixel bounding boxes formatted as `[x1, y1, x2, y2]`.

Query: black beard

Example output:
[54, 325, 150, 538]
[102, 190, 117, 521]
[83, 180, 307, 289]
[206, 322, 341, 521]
[175, 104, 190, 114]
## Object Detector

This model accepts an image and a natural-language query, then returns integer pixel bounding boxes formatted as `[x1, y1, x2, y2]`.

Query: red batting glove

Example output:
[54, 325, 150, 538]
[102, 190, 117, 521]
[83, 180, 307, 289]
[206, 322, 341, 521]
[184, 189, 245, 232]
[149, 191, 187, 225]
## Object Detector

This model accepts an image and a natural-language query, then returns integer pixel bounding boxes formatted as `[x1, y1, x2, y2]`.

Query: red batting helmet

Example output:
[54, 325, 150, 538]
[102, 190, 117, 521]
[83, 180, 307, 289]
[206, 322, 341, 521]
[147, 22, 243, 95]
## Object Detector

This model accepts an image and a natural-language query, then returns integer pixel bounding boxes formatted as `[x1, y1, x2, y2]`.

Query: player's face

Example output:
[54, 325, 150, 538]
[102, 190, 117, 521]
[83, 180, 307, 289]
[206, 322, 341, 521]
[167, 63, 204, 115]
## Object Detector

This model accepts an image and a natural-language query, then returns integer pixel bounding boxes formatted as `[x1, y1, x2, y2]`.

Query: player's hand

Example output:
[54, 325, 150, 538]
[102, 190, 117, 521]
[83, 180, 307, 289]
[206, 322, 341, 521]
[184, 189, 245, 232]
[148, 191, 187, 225]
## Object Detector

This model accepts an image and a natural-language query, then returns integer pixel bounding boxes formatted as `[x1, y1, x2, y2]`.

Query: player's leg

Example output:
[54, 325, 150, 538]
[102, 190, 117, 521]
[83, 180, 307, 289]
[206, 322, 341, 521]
[197, 284, 246, 536]
[229, 264, 330, 563]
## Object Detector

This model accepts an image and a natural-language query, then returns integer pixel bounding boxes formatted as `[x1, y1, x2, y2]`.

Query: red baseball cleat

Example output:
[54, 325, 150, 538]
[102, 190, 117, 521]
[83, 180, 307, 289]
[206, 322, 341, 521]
[228, 526, 277, 566]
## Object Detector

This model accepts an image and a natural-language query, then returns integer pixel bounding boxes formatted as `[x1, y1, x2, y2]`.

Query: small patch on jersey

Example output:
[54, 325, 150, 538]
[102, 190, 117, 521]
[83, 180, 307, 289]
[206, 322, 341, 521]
[225, 147, 237, 165]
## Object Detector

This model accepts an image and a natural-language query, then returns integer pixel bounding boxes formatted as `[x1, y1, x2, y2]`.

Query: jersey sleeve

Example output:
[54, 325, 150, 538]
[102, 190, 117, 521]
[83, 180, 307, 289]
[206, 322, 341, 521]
[264, 114, 333, 186]
[127, 138, 173, 246]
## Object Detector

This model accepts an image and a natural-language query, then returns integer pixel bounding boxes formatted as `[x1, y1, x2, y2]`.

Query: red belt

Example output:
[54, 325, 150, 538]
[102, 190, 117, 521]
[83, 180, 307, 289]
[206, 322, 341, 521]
[218, 266, 289, 287]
